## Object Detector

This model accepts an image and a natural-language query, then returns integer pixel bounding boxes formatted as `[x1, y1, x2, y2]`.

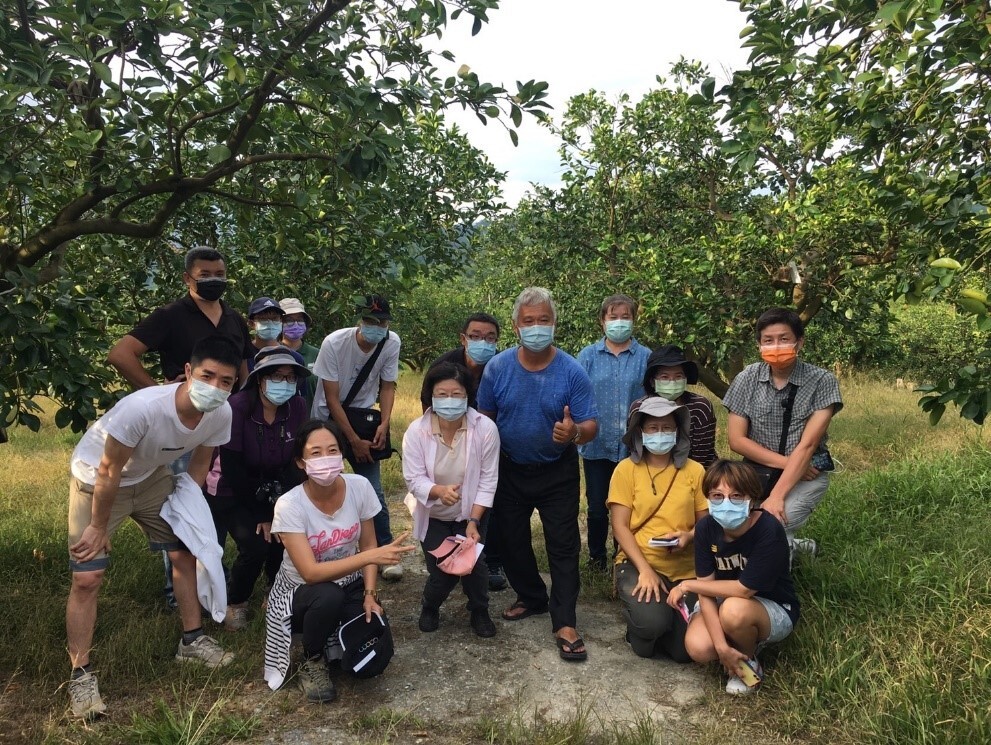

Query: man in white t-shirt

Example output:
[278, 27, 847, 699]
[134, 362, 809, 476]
[311, 295, 402, 578]
[65, 336, 240, 720]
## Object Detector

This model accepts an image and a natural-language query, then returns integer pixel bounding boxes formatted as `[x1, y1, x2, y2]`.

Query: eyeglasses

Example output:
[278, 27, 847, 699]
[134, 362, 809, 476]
[433, 392, 467, 399]
[708, 492, 748, 505]
[266, 373, 298, 383]
[466, 333, 498, 343]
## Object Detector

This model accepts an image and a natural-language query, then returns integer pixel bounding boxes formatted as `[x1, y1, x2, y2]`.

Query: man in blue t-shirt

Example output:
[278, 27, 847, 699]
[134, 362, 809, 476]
[477, 287, 598, 662]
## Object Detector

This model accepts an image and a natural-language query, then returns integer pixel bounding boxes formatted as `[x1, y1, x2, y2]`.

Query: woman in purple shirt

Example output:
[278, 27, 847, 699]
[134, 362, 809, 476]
[208, 346, 311, 631]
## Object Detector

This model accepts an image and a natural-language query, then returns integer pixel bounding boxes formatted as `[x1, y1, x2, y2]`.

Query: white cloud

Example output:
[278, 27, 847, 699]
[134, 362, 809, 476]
[434, 0, 749, 205]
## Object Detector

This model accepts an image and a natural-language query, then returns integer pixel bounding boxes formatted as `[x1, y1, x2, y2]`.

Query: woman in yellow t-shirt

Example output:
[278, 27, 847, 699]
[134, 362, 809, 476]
[607, 397, 707, 660]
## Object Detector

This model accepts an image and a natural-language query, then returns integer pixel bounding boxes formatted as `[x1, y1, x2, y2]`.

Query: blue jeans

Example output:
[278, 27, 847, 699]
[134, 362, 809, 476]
[351, 459, 393, 545]
[582, 458, 618, 564]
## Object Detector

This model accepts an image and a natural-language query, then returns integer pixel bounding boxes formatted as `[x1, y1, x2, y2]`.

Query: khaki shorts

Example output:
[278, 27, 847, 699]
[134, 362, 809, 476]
[68, 466, 181, 571]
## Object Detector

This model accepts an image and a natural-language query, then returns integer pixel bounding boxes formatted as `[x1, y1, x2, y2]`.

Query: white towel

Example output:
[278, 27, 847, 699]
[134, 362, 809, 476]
[160, 473, 227, 622]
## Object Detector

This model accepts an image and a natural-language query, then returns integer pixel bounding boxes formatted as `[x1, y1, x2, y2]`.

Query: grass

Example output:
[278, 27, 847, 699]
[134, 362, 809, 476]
[1, 370, 989, 743]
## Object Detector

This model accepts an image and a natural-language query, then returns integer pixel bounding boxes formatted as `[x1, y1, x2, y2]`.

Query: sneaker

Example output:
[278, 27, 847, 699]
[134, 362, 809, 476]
[381, 564, 404, 582]
[470, 609, 496, 638]
[418, 606, 440, 632]
[487, 566, 508, 592]
[726, 658, 763, 695]
[68, 672, 107, 720]
[224, 604, 248, 632]
[299, 657, 336, 703]
[792, 538, 818, 557]
[175, 635, 234, 668]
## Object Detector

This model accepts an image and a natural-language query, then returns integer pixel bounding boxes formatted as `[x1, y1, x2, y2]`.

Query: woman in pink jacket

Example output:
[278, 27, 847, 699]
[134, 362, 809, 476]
[402, 362, 501, 638]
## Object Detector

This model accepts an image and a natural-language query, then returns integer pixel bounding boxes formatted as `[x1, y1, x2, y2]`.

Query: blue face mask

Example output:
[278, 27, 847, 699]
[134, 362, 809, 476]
[642, 431, 677, 455]
[263, 379, 296, 406]
[708, 498, 751, 530]
[518, 325, 554, 352]
[432, 397, 468, 421]
[187, 379, 231, 413]
[254, 320, 283, 341]
[466, 339, 497, 365]
[604, 319, 633, 343]
[360, 323, 388, 344]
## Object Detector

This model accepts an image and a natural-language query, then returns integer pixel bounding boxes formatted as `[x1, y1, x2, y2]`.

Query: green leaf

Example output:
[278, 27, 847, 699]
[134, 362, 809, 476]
[207, 144, 231, 163]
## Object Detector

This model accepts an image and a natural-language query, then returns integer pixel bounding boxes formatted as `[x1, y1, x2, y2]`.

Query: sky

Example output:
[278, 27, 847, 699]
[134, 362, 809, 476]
[434, 0, 751, 206]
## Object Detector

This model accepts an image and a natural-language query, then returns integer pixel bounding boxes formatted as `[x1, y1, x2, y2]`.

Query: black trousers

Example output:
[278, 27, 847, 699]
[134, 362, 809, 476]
[212, 500, 284, 605]
[494, 447, 581, 631]
[291, 579, 365, 658]
[420, 518, 489, 613]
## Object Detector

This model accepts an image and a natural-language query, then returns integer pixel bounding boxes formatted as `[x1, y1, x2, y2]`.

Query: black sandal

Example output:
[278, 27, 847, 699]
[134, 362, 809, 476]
[556, 635, 588, 662]
[501, 601, 548, 622]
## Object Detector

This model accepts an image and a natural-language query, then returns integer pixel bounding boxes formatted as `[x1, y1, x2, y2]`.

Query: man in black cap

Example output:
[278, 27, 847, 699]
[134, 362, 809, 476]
[311, 295, 403, 580]
[637, 345, 718, 467]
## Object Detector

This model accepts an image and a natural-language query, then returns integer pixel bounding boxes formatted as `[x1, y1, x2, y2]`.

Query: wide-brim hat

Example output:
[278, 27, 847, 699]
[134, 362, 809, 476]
[622, 396, 691, 467]
[245, 345, 310, 388]
[643, 344, 699, 393]
[248, 296, 286, 319]
[357, 294, 392, 321]
[278, 297, 312, 325]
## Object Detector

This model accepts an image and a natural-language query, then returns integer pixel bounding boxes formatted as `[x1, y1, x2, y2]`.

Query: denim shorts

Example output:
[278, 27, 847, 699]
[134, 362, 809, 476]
[691, 596, 794, 647]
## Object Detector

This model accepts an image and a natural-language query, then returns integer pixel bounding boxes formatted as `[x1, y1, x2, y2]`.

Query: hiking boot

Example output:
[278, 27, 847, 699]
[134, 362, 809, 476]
[175, 635, 234, 668]
[487, 566, 508, 591]
[299, 657, 336, 703]
[224, 604, 248, 631]
[418, 606, 440, 632]
[68, 672, 107, 720]
[470, 609, 496, 638]
[381, 564, 404, 581]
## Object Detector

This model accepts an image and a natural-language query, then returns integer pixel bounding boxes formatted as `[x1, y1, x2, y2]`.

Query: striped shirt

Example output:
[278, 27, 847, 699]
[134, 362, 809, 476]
[722, 360, 842, 457]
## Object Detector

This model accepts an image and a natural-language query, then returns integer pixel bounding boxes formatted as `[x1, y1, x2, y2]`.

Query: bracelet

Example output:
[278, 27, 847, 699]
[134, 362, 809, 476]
[571, 428, 581, 444]
[364, 589, 378, 598]
[467, 517, 481, 526]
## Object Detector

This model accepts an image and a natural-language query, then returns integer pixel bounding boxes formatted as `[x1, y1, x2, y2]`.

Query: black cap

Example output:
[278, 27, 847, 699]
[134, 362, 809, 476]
[338, 611, 394, 678]
[643, 344, 699, 391]
[248, 296, 285, 318]
[357, 294, 392, 321]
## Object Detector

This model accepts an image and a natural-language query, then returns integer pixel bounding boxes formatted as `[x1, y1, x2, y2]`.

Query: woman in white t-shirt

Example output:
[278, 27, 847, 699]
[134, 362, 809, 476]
[263, 420, 415, 703]
[402, 362, 500, 638]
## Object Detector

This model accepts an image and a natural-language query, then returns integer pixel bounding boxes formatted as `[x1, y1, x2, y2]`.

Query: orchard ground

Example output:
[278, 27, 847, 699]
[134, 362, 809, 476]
[1, 371, 989, 744]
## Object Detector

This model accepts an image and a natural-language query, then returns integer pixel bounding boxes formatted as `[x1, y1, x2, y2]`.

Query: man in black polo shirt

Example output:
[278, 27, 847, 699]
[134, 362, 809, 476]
[428, 312, 508, 591]
[108, 246, 253, 607]
[108, 246, 253, 389]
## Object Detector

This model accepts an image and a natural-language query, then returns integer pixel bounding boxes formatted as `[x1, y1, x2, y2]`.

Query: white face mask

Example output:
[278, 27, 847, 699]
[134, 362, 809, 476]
[187, 378, 231, 412]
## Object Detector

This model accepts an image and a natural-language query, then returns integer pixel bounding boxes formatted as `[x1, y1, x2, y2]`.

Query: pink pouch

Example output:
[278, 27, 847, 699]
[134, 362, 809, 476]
[428, 535, 480, 576]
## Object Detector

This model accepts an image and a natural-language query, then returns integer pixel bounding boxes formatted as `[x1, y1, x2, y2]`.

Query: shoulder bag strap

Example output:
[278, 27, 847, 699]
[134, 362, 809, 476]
[341, 338, 387, 409]
[630, 467, 680, 535]
[777, 383, 799, 455]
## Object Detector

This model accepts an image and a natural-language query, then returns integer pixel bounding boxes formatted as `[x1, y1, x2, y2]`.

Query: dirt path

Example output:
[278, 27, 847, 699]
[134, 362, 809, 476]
[251, 556, 706, 744]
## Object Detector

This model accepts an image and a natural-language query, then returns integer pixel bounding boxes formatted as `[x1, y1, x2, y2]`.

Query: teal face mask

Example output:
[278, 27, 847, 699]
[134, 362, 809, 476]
[604, 320, 633, 343]
[360, 323, 388, 344]
[518, 325, 554, 352]
[263, 379, 296, 405]
[254, 320, 283, 341]
[654, 379, 687, 401]
[642, 431, 677, 455]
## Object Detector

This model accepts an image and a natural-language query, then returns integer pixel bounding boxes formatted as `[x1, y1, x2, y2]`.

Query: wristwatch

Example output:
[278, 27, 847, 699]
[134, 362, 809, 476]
[364, 588, 378, 599]
[467, 517, 481, 527]
[571, 428, 581, 444]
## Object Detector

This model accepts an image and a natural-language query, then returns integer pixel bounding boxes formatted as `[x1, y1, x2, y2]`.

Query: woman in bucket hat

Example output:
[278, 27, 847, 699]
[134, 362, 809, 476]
[207, 346, 311, 631]
[637, 345, 718, 467]
[607, 397, 707, 661]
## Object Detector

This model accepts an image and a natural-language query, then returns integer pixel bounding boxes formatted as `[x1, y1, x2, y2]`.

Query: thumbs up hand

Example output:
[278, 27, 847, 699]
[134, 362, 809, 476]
[553, 405, 580, 444]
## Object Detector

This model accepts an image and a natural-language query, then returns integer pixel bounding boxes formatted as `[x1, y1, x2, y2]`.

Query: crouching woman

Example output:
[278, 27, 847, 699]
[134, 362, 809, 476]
[666, 460, 799, 695]
[263, 419, 415, 703]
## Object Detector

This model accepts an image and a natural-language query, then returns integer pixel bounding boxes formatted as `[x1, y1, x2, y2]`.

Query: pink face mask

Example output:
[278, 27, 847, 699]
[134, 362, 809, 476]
[304, 454, 344, 486]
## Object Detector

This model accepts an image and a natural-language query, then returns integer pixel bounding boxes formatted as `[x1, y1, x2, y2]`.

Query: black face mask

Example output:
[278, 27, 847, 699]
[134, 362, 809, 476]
[194, 277, 227, 301]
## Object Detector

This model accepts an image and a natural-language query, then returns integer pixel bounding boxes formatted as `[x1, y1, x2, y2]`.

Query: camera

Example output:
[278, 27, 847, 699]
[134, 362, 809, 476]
[255, 480, 284, 505]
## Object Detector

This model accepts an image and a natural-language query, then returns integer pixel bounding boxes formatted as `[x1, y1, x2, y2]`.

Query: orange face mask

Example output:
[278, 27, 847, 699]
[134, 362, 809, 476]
[760, 345, 797, 368]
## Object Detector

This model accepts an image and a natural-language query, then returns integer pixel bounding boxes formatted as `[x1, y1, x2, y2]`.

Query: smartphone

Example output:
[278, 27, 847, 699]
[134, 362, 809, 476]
[736, 658, 762, 688]
[648, 537, 680, 548]
[676, 598, 690, 623]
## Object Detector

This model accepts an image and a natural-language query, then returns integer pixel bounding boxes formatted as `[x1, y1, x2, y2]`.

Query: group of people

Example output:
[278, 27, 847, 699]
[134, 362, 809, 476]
[62, 245, 842, 720]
